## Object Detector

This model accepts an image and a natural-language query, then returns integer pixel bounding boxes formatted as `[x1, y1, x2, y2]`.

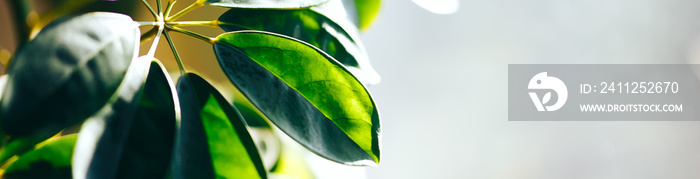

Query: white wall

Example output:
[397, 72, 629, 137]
[363, 0, 700, 178]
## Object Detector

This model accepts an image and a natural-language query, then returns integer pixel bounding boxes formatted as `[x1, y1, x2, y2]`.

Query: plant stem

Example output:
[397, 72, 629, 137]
[163, 30, 187, 75]
[147, 25, 165, 57]
[166, 1, 203, 21]
[166, 25, 214, 44]
[140, 0, 159, 18]
[165, 0, 177, 18]
[165, 20, 221, 27]
[157, 0, 163, 15]
[138, 21, 159, 26]
[9, 0, 34, 46]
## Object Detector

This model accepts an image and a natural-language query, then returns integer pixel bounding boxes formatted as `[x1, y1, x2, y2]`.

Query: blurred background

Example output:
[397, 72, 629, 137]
[365, 0, 700, 178]
[4, 0, 700, 178]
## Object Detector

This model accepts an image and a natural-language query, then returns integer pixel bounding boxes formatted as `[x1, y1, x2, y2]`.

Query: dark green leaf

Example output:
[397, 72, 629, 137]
[204, 0, 329, 9]
[233, 100, 281, 169]
[234, 101, 271, 128]
[2, 135, 76, 179]
[213, 31, 380, 165]
[217, 6, 380, 84]
[173, 73, 267, 179]
[72, 58, 177, 179]
[352, 0, 380, 30]
[0, 12, 139, 144]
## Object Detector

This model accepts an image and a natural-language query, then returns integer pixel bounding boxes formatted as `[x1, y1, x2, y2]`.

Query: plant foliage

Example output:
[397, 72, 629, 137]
[0, 0, 382, 178]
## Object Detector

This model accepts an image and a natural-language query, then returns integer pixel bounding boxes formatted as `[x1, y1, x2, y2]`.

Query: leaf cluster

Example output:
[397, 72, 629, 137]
[0, 0, 383, 178]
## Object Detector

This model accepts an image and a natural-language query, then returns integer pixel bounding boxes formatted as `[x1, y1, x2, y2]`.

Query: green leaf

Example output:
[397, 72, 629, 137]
[0, 135, 52, 165]
[213, 31, 380, 165]
[204, 0, 329, 9]
[353, 0, 380, 30]
[217, 7, 380, 84]
[234, 101, 271, 128]
[72, 58, 177, 179]
[0, 12, 139, 144]
[173, 73, 266, 179]
[2, 135, 77, 179]
[233, 100, 281, 170]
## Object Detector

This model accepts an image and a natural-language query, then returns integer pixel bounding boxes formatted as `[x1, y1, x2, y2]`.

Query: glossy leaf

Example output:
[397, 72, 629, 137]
[353, 0, 380, 30]
[233, 100, 281, 169]
[204, 0, 329, 9]
[0, 12, 139, 141]
[217, 6, 380, 84]
[0, 135, 53, 165]
[173, 73, 266, 179]
[234, 101, 271, 128]
[213, 31, 380, 165]
[72, 58, 177, 179]
[2, 135, 77, 179]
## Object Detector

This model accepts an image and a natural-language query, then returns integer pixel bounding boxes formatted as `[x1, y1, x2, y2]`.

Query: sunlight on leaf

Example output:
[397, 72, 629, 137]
[353, 0, 381, 30]
[217, 7, 380, 85]
[2, 135, 76, 179]
[174, 73, 266, 179]
[214, 31, 380, 165]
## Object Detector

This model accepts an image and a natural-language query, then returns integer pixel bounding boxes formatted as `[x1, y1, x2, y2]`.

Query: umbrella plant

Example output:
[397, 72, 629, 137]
[0, 0, 382, 178]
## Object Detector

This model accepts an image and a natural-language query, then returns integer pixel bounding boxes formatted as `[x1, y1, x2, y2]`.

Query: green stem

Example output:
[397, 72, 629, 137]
[163, 30, 187, 75]
[147, 25, 165, 57]
[166, 1, 203, 21]
[165, 20, 222, 27]
[157, 0, 163, 15]
[166, 25, 214, 44]
[138, 21, 158, 26]
[140, 0, 158, 18]
[9, 0, 34, 46]
[165, 0, 177, 18]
